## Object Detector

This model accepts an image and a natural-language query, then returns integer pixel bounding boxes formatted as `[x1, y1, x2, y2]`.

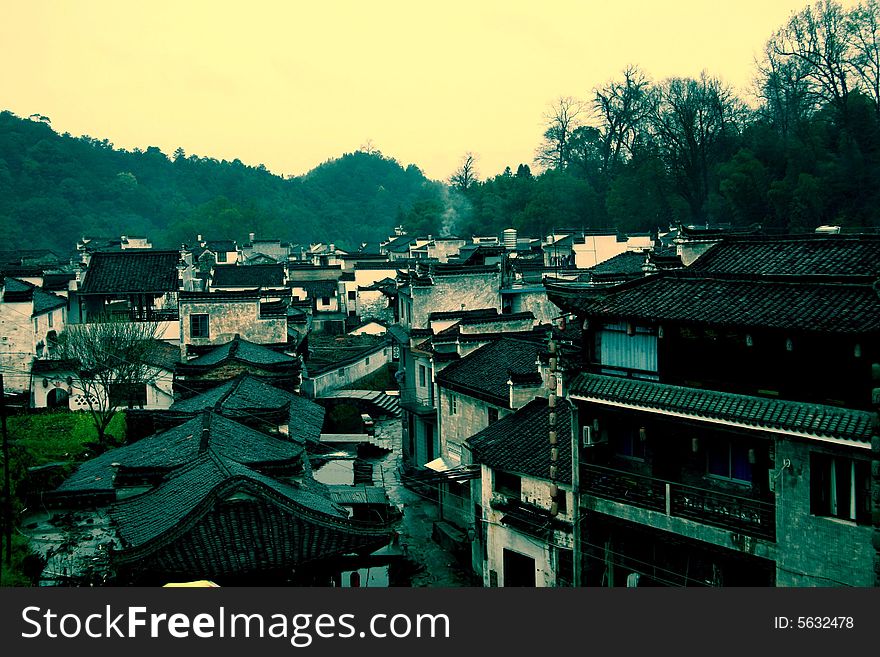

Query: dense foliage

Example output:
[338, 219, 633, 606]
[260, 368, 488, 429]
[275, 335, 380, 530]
[418, 0, 880, 238]
[0, 112, 431, 253]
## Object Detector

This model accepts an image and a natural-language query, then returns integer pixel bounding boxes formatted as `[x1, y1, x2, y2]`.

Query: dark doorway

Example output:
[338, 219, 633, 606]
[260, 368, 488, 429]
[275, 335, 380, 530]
[502, 549, 536, 587]
[425, 423, 434, 462]
[46, 387, 70, 410]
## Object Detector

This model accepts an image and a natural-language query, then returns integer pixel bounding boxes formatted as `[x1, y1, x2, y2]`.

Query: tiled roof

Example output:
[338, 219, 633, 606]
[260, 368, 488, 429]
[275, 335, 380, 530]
[143, 340, 181, 372]
[429, 308, 499, 322]
[436, 338, 544, 406]
[203, 240, 237, 252]
[384, 235, 417, 252]
[689, 235, 880, 276]
[42, 272, 76, 292]
[110, 452, 349, 549]
[458, 311, 534, 326]
[211, 264, 285, 288]
[170, 374, 324, 441]
[468, 397, 571, 484]
[588, 250, 649, 277]
[358, 277, 397, 292]
[0, 249, 62, 266]
[171, 374, 292, 412]
[186, 336, 297, 366]
[31, 358, 79, 374]
[1, 277, 67, 315]
[387, 324, 409, 345]
[290, 280, 338, 298]
[569, 372, 875, 445]
[305, 334, 388, 375]
[55, 412, 304, 495]
[80, 250, 181, 294]
[547, 272, 880, 334]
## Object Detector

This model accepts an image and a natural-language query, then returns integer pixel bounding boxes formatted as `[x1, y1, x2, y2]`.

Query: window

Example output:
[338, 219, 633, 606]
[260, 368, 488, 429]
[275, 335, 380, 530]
[595, 322, 658, 377]
[419, 364, 426, 387]
[810, 453, 870, 524]
[488, 407, 499, 425]
[33, 318, 39, 333]
[706, 439, 752, 483]
[618, 426, 646, 460]
[365, 357, 370, 365]
[556, 548, 574, 587]
[48, 312, 53, 328]
[494, 471, 521, 498]
[448, 442, 462, 461]
[556, 490, 567, 515]
[216, 252, 227, 263]
[321, 296, 331, 306]
[449, 394, 458, 415]
[348, 291, 356, 300]
[338, 368, 345, 377]
[190, 314, 209, 338]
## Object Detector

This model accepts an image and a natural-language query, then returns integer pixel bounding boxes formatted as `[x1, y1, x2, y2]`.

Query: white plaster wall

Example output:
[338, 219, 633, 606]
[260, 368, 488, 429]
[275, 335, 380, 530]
[305, 346, 391, 397]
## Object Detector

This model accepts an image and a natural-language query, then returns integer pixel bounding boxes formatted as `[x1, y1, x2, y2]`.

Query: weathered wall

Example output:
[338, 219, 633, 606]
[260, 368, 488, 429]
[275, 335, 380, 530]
[505, 288, 558, 326]
[357, 290, 393, 323]
[438, 387, 510, 463]
[180, 299, 286, 351]
[774, 437, 876, 586]
[480, 465, 573, 587]
[409, 272, 501, 330]
[304, 345, 391, 397]
[33, 366, 174, 411]
[0, 299, 37, 392]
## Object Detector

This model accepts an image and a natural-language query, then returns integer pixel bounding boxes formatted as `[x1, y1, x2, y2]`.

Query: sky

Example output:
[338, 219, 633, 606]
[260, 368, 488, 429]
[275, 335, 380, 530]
[0, 0, 858, 182]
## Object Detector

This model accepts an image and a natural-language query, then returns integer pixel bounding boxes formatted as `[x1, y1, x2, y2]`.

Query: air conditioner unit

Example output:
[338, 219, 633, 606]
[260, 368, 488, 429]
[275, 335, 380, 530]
[582, 426, 606, 447]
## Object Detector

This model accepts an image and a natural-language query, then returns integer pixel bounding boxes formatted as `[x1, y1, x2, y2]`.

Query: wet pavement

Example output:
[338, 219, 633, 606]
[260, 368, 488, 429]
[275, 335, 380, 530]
[370, 420, 480, 587]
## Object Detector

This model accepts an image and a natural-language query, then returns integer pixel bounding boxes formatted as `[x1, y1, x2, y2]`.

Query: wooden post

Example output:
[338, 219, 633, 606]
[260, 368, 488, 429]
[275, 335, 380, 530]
[1, 374, 12, 574]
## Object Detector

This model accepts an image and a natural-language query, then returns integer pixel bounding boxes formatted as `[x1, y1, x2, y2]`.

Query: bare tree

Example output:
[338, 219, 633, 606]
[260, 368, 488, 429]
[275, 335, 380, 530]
[535, 96, 586, 171]
[359, 138, 381, 156]
[449, 152, 479, 192]
[652, 72, 747, 222]
[770, 0, 853, 118]
[55, 318, 164, 445]
[755, 39, 814, 140]
[593, 65, 657, 173]
[849, 0, 880, 115]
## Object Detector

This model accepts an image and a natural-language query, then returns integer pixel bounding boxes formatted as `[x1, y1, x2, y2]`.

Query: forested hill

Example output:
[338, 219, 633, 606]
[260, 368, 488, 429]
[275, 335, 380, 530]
[0, 110, 434, 254]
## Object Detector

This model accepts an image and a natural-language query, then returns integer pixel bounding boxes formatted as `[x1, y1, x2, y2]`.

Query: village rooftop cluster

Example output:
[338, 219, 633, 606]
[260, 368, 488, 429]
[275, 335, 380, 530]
[0, 223, 878, 587]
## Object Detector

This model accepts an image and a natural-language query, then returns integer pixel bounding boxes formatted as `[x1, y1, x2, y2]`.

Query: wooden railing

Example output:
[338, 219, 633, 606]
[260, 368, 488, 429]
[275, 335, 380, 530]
[581, 463, 775, 541]
[398, 387, 435, 413]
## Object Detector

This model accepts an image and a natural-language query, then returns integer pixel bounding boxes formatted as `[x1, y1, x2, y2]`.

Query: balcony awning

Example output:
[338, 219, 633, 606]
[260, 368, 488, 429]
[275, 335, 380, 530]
[425, 456, 458, 472]
[409, 458, 480, 485]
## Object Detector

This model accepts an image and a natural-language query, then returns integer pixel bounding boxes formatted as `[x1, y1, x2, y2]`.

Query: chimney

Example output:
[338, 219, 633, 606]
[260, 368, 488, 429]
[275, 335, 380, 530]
[197, 234, 203, 243]
[249, 232, 255, 243]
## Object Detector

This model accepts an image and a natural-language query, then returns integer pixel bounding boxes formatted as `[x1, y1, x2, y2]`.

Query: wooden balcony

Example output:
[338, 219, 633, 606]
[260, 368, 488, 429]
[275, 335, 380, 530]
[581, 463, 775, 541]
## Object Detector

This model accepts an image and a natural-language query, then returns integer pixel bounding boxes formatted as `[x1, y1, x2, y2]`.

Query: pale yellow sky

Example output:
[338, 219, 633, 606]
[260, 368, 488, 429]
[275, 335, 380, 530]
[0, 0, 852, 181]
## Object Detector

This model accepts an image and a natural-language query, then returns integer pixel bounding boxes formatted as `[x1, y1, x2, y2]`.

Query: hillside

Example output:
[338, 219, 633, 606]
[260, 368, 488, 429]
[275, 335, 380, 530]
[0, 111, 434, 255]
